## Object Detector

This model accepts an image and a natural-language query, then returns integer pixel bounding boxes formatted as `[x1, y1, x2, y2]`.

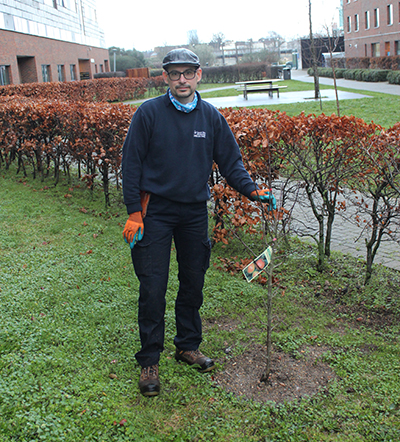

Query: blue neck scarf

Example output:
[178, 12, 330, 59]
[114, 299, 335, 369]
[168, 89, 198, 113]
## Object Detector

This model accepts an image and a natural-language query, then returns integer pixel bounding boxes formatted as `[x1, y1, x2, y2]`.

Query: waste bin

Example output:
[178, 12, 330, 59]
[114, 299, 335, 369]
[283, 67, 291, 80]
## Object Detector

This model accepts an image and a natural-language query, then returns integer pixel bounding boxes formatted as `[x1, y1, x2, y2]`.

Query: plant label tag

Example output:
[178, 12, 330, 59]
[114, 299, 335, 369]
[242, 246, 272, 283]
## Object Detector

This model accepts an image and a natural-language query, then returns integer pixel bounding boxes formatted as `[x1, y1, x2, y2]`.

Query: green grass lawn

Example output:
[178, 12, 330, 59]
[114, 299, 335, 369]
[139, 80, 400, 128]
[1, 169, 400, 441]
[199, 81, 400, 128]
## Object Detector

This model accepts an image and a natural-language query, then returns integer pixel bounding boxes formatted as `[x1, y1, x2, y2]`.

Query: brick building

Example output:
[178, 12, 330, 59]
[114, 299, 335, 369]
[0, 0, 110, 85]
[344, 0, 400, 57]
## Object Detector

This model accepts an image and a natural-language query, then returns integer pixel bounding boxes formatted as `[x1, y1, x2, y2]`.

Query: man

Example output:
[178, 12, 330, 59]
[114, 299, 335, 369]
[122, 48, 275, 397]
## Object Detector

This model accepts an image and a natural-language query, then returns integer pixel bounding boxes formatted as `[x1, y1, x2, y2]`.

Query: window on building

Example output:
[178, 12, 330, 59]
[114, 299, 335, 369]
[0, 65, 11, 85]
[57, 65, 65, 81]
[4, 13, 15, 31]
[70, 64, 77, 81]
[355, 14, 359, 31]
[365, 10, 370, 29]
[395, 41, 400, 55]
[347, 16, 352, 32]
[385, 42, 391, 55]
[62, 0, 74, 10]
[371, 43, 380, 57]
[99, 64, 104, 73]
[374, 8, 380, 27]
[41, 65, 51, 82]
[387, 4, 393, 25]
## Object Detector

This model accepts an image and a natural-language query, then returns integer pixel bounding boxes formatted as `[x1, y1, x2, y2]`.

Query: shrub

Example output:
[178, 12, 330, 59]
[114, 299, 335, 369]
[362, 69, 389, 82]
[345, 55, 400, 70]
[343, 69, 355, 80]
[317, 68, 333, 78]
[388, 70, 400, 84]
[354, 69, 365, 81]
[0, 77, 149, 102]
[337, 68, 389, 82]
[346, 57, 370, 69]
[308, 68, 350, 79]
[334, 68, 346, 78]
[94, 71, 126, 79]
[201, 63, 268, 83]
[150, 69, 163, 77]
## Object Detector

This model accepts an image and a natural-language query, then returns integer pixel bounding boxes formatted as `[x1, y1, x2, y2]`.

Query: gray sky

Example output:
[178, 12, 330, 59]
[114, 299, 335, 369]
[96, 0, 341, 51]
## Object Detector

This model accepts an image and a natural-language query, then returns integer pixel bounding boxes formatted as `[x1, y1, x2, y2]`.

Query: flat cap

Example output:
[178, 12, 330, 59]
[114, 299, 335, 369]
[162, 48, 200, 69]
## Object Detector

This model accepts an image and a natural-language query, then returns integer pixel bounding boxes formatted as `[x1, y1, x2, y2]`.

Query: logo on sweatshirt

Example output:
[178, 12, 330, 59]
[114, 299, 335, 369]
[194, 130, 206, 138]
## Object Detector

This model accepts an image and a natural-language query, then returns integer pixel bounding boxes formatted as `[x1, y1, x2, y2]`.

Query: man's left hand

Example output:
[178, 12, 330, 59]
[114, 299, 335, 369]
[250, 189, 277, 211]
[123, 212, 144, 249]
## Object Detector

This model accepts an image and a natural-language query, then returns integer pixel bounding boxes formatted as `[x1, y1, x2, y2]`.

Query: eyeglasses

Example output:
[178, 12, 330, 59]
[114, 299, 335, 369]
[166, 69, 197, 81]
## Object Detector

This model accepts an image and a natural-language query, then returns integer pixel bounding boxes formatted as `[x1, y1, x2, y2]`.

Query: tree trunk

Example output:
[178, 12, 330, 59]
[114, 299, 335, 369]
[102, 163, 110, 207]
[260, 249, 274, 383]
[309, 0, 320, 100]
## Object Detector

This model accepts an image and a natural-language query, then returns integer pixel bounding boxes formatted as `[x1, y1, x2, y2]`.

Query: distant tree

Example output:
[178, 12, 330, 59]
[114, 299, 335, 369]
[260, 32, 285, 54]
[210, 32, 227, 65]
[108, 47, 147, 72]
[187, 30, 200, 46]
[192, 44, 215, 67]
[308, 0, 320, 100]
[323, 24, 341, 116]
[210, 32, 226, 50]
[240, 49, 279, 65]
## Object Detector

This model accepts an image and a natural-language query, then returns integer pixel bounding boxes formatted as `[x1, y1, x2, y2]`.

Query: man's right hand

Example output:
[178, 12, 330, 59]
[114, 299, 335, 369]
[123, 212, 144, 249]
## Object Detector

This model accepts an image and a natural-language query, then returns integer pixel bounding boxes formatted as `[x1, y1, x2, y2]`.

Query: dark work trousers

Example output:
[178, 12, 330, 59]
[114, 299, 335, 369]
[131, 194, 211, 368]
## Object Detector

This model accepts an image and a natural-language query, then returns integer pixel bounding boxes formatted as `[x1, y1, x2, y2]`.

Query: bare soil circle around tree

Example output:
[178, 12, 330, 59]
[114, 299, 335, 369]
[213, 343, 336, 404]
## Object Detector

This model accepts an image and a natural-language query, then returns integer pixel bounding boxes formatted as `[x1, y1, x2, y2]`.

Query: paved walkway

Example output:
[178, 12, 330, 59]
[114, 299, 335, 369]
[290, 68, 400, 96]
[202, 88, 370, 108]
[205, 70, 400, 271]
[280, 183, 400, 272]
[280, 71, 399, 271]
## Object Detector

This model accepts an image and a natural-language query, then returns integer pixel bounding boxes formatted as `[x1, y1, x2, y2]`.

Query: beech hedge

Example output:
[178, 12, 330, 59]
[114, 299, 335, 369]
[1, 82, 399, 262]
[1, 94, 399, 208]
[308, 67, 391, 82]
[0, 76, 165, 103]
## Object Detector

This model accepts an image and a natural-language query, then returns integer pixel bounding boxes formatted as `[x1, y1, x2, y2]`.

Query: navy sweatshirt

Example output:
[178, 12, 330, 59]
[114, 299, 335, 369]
[122, 91, 257, 214]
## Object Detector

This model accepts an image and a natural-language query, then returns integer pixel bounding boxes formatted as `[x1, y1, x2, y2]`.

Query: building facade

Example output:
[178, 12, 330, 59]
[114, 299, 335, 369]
[0, 0, 110, 85]
[344, 0, 400, 57]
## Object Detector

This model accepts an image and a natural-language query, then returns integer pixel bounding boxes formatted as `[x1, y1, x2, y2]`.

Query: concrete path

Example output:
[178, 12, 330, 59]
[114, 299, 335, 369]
[202, 88, 370, 108]
[202, 68, 400, 108]
[204, 71, 400, 272]
[278, 70, 400, 272]
[280, 183, 400, 272]
[291, 68, 400, 96]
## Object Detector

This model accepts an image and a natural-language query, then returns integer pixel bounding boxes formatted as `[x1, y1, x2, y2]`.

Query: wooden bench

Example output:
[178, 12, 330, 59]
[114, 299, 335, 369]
[236, 83, 287, 100]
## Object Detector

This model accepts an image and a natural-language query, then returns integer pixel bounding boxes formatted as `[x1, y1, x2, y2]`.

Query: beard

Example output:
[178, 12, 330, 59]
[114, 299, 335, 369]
[170, 83, 196, 103]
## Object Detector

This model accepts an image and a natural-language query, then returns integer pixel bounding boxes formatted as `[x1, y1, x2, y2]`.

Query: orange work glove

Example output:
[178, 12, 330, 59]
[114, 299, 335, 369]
[123, 212, 144, 249]
[250, 189, 277, 211]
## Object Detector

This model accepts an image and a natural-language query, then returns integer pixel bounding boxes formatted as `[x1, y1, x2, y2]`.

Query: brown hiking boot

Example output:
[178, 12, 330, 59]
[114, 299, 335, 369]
[138, 364, 160, 397]
[175, 349, 215, 373]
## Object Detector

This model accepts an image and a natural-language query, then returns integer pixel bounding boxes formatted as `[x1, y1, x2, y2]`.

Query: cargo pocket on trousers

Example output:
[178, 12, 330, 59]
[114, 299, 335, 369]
[202, 238, 212, 273]
[131, 236, 153, 277]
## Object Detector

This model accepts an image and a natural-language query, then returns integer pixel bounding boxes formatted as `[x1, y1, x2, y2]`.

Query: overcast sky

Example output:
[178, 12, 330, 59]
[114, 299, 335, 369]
[96, 0, 342, 51]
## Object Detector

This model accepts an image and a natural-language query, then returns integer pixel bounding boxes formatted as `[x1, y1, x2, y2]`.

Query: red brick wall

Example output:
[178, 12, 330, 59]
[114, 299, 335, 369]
[0, 29, 110, 84]
[344, 0, 400, 58]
